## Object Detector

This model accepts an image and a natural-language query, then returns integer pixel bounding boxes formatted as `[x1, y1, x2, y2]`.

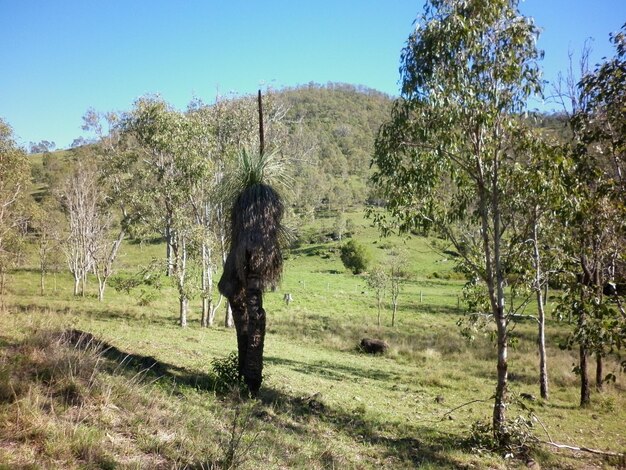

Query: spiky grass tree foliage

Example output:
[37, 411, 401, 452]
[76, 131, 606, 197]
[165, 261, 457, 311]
[218, 149, 285, 394]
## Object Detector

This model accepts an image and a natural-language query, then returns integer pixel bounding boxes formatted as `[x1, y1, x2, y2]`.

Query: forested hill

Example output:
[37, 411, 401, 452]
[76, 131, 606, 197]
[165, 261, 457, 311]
[31, 83, 570, 215]
[277, 83, 393, 213]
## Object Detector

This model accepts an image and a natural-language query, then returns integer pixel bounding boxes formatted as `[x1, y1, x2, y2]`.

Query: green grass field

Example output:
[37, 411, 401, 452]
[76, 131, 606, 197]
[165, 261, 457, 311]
[1, 211, 625, 469]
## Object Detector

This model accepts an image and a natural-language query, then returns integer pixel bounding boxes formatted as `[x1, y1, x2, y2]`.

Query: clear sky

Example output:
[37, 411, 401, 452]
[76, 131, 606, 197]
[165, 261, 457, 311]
[1, 1, 624, 150]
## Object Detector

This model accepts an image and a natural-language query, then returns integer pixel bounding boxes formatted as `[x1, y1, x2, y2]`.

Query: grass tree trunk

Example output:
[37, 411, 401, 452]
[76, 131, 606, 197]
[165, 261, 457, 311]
[244, 276, 266, 395]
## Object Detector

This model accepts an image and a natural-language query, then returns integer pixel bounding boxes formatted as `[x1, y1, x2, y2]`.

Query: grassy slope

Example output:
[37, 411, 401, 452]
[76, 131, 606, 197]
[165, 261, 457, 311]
[2, 211, 625, 469]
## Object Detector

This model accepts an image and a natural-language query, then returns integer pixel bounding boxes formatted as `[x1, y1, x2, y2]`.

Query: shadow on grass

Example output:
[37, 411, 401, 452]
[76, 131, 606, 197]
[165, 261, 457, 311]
[63, 329, 467, 467]
[258, 385, 466, 468]
[264, 355, 400, 383]
[64, 329, 218, 391]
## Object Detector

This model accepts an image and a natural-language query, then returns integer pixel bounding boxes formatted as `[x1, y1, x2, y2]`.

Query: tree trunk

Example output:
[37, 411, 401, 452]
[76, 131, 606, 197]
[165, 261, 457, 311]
[225, 300, 234, 328]
[230, 292, 248, 381]
[73, 275, 80, 296]
[244, 280, 266, 395]
[165, 223, 173, 277]
[200, 242, 212, 327]
[537, 289, 549, 400]
[595, 353, 603, 392]
[201, 297, 209, 327]
[97, 278, 106, 302]
[392, 301, 397, 327]
[532, 220, 549, 400]
[377, 300, 382, 327]
[580, 343, 590, 406]
[179, 295, 188, 327]
[493, 306, 508, 438]
[40, 270, 45, 296]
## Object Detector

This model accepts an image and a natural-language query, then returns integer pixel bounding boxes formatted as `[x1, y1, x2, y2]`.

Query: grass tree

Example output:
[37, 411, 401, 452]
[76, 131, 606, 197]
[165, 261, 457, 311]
[218, 149, 286, 394]
[371, 0, 542, 442]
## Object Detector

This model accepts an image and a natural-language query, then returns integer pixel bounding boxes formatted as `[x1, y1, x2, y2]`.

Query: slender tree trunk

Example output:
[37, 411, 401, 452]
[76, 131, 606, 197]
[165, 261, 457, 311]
[532, 217, 549, 399]
[40, 270, 45, 296]
[537, 289, 549, 400]
[73, 275, 80, 296]
[225, 300, 234, 327]
[595, 353, 603, 392]
[165, 222, 173, 277]
[477, 160, 508, 441]
[392, 301, 397, 327]
[201, 242, 211, 327]
[179, 296, 188, 327]
[580, 343, 590, 406]
[493, 306, 508, 435]
[377, 300, 382, 327]
[201, 298, 209, 327]
[97, 278, 106, 302]
[220, 237, 234, 328]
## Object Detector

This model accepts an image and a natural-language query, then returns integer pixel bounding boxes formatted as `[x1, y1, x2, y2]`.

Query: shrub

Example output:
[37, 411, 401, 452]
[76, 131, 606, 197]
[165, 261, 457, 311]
[340, 239, 371, 274]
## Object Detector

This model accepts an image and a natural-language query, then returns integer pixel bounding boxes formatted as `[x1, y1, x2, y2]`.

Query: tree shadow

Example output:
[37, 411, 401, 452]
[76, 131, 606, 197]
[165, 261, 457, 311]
[64, 329, 218, 391]
[258, 385, 467, 468]
[264, 355, 399, 383]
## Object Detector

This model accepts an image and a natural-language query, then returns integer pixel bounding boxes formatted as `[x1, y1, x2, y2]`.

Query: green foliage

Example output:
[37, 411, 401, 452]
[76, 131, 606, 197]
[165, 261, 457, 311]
[211, 352, 245, 393]
[371, 0, 544, 439]
[0, 119, 30, 290]
[340, 239, 371, 274]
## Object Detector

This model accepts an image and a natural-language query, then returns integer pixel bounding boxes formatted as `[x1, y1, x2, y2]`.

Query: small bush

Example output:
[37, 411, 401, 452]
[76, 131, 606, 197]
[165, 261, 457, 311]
[211, 352, 244, 393]
[340, 239, 371, 274]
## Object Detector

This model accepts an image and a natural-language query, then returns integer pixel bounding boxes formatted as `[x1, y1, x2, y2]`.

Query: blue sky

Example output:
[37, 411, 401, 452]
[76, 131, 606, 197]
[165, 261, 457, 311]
[1, 1, 624, 149]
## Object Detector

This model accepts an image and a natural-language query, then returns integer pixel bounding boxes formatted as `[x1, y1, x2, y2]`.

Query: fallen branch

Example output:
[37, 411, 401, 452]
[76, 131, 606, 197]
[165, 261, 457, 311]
[540, 440, 624, 458]
[441, 396, 494, 420]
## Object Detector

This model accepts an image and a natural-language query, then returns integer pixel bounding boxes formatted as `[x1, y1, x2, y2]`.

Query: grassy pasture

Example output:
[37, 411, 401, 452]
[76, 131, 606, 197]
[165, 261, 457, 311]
[1, 211, 625, 468]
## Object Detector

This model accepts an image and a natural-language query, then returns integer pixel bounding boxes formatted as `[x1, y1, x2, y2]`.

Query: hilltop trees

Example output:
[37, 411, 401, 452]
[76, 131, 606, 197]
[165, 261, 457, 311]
[372, 0, 542, 441]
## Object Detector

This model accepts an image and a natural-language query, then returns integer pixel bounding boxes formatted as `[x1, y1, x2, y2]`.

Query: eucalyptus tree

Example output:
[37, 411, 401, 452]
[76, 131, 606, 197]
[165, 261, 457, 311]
[59, 159, 101, 297]
[389, 251, 410, 328]
[123, 97, 207, 327]
[81, 109, 134, 302]
[30, 197, 64, 296]
[371, 0, 542, 441]
[506, 128, 569, 401]
[0, 119, 30, 298]
[556, 26, 626, 405]
[218, 150, 286, 394]
[367, 265, 388, 327]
